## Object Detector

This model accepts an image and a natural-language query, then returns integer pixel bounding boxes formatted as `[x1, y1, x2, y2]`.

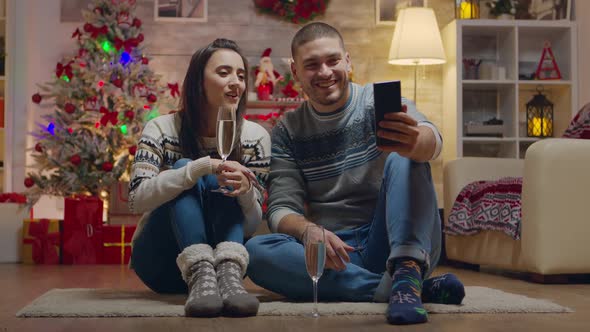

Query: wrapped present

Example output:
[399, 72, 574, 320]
[22, 218, 61, 264]
[109, 181, 137, 215]
[101, 225, 136, 264]
[0, 197, 30, 263]
[62, 196, 103, 264]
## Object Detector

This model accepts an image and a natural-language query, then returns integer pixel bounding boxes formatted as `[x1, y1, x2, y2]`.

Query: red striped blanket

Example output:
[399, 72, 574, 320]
[446, 177, 523, 240]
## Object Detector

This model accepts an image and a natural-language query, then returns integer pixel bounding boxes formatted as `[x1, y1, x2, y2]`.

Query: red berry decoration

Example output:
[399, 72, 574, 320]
[34, 143, 43, 152]
[112, 78, 123, 88]
[147, 94, 157, 103]
[132, 18, 142, 28]
[64, 103, 76, 114]
[70, 154, 81, 166]
[102, 162, 113, 172]
[24, 178, 35, 188]
[32, 93, 42, 104]
[124, 110, 135, 120]
[141, 57, 149, 65]
[128, 145, 137, 156]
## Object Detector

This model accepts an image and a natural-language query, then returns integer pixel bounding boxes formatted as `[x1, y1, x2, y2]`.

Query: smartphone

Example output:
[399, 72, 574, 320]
[373, 80, 402, 147]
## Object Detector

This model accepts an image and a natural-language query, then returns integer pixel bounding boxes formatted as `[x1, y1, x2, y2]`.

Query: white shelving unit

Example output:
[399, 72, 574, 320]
[441, 19, 578, 161]
[0, 1, 5, 191]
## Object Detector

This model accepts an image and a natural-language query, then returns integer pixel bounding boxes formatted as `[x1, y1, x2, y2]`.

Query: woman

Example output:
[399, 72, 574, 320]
[128, 38, 270, 318]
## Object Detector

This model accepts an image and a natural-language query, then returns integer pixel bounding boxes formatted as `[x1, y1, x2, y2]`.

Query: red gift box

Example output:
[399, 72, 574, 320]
[22, 218, 61, 264]
[62, 196, 103, 264]
[101, 225, 136, 264]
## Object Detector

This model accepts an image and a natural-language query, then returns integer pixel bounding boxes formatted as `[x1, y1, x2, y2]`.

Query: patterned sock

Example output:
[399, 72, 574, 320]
[421, 273, 465, 305]
[185, 260, 223, 317]
[386, 259, 428, 325]
[216, 260, 259, 317]
[177, 244, 223, 317]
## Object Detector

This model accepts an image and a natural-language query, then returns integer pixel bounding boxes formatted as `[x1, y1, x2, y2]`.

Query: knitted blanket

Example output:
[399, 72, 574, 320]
[562, 102, 590, 139]
[446, 177, 523, 240]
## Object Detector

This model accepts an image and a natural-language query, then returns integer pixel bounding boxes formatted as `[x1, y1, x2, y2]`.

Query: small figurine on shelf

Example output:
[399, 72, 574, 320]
[486, 0, 516, 19]
[254, 48, 283, 101]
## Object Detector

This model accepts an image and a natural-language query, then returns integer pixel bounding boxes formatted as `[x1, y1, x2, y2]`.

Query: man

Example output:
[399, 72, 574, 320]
[245, 22, 464, 325]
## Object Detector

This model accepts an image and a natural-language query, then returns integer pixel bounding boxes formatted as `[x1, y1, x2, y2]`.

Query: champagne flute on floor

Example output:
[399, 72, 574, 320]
[212, 105, 236, 193]
[304, 224, 326, 318]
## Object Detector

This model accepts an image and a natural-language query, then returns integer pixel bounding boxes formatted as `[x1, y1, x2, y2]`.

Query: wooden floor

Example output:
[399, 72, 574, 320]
[1, 264, 590, 332]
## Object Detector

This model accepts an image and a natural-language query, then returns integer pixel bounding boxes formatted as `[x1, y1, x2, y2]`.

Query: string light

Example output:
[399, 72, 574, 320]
[120, 124, 128, 134]
[101, 40, 114, 53]
[120, 51, 131, 65]
[47, 123, 55, 136]
[61, 75, 70, 82]
[147, 110, 159, 120]
[97, 80, 104, 89]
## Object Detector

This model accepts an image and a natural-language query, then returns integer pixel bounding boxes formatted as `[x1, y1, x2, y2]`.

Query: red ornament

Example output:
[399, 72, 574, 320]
[78, 48, 88, 57]
[128, 145, 137, 156]
[124, 110, 135, 120]
[102, 162, 113, 172]
[64, 103, 76, 114]
[94, 7, 103, 15]
[83, 23, 93, 32]
[32, 93, 42, 104]
[141, 57, 149, 65]
[70, 154, 81, 166]
[35, 143, 43, 152]
[132, 18, 142, 28]
[24, 178, 35, 188]
[112, 78, 123, 88]
[147, 94, 157, 103]
[137, 33, 144, 42]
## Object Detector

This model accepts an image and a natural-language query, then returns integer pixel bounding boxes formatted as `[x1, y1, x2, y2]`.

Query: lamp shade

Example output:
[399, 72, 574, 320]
[388, 7, 446, 66]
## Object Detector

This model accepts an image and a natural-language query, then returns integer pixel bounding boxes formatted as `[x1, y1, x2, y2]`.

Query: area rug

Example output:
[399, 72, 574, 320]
[16, 286, 572, 317]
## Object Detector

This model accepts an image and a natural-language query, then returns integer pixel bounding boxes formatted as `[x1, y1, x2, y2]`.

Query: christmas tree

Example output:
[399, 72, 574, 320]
[25, 0, 178, 204]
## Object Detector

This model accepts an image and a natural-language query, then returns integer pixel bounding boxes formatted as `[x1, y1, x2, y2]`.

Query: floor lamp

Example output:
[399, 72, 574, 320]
[388, 7, 446, 104]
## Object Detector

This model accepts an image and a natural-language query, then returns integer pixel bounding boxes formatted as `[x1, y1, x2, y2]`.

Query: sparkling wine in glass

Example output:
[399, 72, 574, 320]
[304, 224, 326, 318]
[211, 105, 236, 193]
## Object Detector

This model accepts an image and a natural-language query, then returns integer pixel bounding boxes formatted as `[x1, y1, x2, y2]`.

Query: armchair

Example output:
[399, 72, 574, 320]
[444, 138, 590, 280]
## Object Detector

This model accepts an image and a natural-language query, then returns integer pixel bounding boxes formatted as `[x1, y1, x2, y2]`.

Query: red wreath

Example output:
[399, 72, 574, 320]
[253, 0, 329, 24]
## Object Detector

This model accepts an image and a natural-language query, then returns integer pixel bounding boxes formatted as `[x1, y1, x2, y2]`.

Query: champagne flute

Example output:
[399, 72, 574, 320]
[304, 224, 326, 318]
[211, 105, 236, 193]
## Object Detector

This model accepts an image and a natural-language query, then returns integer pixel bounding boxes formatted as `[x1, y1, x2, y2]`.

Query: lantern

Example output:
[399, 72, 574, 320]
[526, 87, 554, 137]
[456, 0, 480, 19]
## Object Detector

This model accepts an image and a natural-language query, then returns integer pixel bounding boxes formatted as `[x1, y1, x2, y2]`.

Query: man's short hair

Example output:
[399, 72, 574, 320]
[291, 22, 345, 57]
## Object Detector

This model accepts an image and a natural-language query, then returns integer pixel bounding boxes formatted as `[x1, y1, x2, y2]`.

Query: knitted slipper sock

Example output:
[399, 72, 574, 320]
[177, 244, 223, 317]
[421, 273, 465, 305]
[214, 242, 259, 317]
[386, 259, 428, 325]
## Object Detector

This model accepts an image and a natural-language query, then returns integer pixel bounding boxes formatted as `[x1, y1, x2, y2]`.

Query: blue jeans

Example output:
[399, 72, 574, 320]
[131, 159, 245, 294]
[245, 153, 440, 302]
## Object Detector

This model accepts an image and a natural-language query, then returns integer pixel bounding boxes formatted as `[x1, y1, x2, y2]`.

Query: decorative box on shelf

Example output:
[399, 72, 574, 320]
[464, 123, 504, 137]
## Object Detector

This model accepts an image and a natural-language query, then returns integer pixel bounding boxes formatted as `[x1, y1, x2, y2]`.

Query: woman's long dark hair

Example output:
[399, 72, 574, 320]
[178, 38, 248, 161]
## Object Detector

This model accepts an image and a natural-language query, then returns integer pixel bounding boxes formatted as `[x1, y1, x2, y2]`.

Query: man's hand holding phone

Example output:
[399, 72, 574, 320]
[374, 80, 420, 158]
[376, 104, 420, 157]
